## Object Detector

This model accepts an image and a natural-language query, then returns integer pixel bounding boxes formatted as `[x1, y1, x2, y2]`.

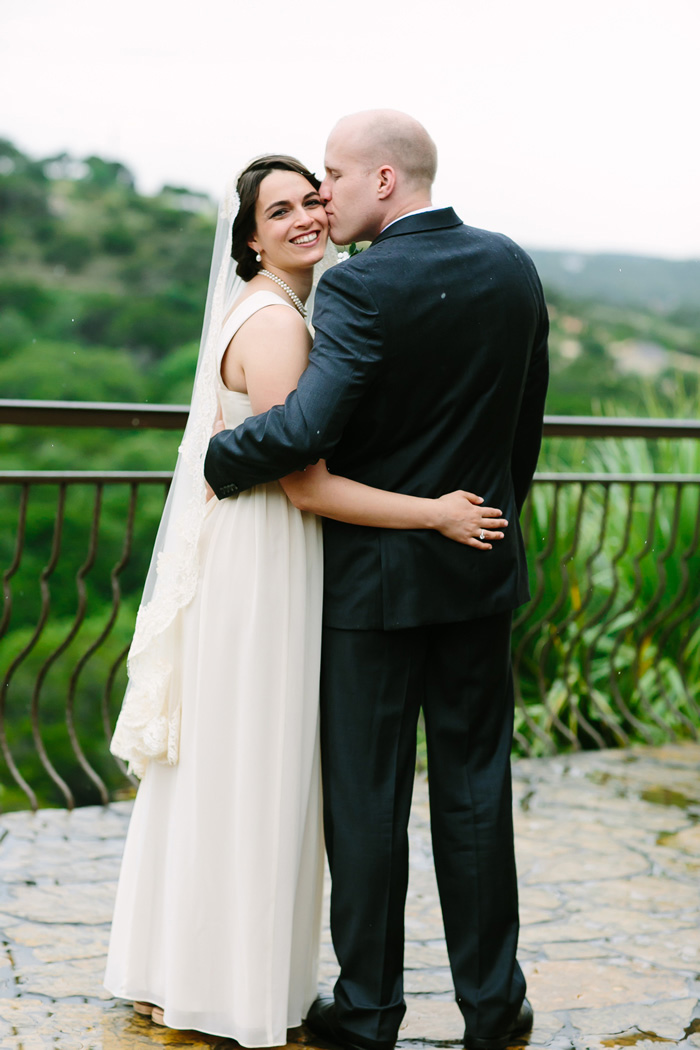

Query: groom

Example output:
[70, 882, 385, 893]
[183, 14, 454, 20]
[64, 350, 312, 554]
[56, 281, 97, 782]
[205, 110, 548, 1050]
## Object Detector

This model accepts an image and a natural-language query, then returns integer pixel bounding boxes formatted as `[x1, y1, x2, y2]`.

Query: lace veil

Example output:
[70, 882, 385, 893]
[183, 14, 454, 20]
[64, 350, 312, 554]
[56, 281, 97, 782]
[110, 184, 243, 777]
[110, 179, 337, 778]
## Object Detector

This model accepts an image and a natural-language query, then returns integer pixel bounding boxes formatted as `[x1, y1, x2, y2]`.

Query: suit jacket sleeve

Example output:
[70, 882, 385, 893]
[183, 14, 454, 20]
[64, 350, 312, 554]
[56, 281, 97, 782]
[204, 263, 383, 498]
[510, 261, 549, 512]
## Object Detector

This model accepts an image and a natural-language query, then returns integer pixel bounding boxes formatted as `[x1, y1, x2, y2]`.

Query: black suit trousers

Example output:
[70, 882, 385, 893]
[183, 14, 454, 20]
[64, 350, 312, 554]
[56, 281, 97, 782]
[320, 612, 526, 1045]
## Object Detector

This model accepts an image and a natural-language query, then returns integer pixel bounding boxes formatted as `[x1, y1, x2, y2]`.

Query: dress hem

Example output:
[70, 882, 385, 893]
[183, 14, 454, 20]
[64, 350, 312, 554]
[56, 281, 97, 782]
[104, 986, 306, 1048]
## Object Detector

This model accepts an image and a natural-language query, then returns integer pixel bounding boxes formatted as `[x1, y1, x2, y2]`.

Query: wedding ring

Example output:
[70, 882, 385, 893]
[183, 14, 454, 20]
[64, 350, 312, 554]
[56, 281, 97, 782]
[479, 529, 485, 541]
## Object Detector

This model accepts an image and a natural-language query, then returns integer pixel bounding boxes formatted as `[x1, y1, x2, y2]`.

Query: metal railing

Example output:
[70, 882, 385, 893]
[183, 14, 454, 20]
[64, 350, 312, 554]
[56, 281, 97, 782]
[0, 472, 171, 811]
[1, 401, 699, 810]
[2, 399, 700, 439]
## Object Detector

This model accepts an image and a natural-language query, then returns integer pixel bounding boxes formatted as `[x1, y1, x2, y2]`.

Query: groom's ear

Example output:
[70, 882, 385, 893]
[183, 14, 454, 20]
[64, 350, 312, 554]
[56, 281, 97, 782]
[377, 165, 396, 200]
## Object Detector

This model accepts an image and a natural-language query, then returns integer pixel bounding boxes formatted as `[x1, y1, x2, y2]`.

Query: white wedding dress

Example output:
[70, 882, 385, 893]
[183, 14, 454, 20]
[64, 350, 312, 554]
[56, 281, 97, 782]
[104, 291, 325, 1047]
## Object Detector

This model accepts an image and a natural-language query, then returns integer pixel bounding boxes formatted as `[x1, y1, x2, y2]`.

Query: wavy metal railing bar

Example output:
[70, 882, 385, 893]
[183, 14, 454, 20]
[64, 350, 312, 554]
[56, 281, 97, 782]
[536, 482, 586, 750]
[636, 494, 687, 731]
[580, 483, 636, 748]
[512, 486, 560, 753]
[629, 484, 687, 735]
[64, 484, 110, 805]
[0, 484, 37, 809]
[99, 483, 141, 787]
[559, 484, 610, 750]
[0, 486, 27, 640]
[540, 482, 607, 750]
[103, 644, 133, 783]
[646, 488, 700, 736]
[606, 483, 661, 744]
[29, 485, 76, 808]
[658, 484, 700, 727]
[65, 482, 146, 801]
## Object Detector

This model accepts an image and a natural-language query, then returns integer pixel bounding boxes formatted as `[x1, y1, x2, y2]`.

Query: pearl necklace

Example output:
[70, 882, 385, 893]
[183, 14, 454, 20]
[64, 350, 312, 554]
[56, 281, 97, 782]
[258, 269, 306, 317]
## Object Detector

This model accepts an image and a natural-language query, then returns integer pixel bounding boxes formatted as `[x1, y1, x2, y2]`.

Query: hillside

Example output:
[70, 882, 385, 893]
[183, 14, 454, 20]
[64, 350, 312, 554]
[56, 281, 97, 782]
[527, 249, 700, 320]
[1, 137, 698, 422]
[0, 139, 215, 374]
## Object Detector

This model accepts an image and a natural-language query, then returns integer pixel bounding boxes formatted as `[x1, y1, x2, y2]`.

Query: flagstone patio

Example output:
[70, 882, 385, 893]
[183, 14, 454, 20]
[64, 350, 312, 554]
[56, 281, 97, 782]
[0, 744, 698, 1050]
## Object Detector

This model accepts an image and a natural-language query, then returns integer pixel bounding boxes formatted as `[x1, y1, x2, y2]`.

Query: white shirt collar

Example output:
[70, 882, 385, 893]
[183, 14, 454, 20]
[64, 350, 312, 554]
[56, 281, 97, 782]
[380, 205, 439, 234]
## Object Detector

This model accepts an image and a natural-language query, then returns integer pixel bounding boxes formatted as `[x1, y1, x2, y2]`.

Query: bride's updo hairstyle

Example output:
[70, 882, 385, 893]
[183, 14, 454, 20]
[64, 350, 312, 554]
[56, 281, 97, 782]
[232, 155, 321, 281]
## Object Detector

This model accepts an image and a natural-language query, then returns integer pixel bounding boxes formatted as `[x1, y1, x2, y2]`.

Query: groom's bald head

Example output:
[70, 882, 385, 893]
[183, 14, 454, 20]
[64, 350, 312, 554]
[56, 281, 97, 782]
[321, 109, 437, 244]
[330, 109, 437, 191]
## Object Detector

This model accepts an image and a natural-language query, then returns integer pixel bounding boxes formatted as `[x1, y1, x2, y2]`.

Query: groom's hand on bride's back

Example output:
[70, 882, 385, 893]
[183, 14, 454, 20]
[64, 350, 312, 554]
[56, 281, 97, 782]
[434, 490, 508, 550]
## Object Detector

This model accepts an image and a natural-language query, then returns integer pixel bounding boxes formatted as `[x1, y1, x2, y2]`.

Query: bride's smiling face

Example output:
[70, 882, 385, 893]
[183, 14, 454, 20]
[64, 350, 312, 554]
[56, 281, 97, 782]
[248, 171, 329, 274]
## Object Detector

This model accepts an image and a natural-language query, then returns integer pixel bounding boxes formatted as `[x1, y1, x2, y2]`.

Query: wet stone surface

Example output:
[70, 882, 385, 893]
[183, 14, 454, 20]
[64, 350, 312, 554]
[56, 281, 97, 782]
[0, 744, 699, 1049]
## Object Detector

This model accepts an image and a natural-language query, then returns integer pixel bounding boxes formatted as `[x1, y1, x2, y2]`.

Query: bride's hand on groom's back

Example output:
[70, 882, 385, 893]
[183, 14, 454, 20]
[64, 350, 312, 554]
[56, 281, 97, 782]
[434, 491, 508, 549]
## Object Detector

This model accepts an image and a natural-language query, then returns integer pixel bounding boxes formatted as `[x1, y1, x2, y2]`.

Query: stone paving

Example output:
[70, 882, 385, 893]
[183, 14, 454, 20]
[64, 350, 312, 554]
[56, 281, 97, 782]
[0, 744, 698, 1050]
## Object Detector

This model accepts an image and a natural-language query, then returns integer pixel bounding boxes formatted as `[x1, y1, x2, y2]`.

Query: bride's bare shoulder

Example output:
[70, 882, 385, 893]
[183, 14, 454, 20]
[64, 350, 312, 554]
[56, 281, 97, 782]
[225, 289, 304, 330]
[236, 299, 306, 341]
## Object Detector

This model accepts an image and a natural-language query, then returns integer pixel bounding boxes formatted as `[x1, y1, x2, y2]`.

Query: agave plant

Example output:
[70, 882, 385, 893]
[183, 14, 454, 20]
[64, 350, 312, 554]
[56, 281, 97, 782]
[513, 381, 700, 755]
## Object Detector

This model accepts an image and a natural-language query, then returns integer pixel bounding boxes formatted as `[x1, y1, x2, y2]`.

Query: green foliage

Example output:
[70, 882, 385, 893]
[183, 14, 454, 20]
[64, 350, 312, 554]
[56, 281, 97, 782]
[0, 341, 149, 402]
[0, 308, 32, 352]
[543, 290, 700, 415]
[101, 225, 137, 255]
[83, 156, 135, 190]
[151, 341, 198, 404]
[41, 229, 98, 272]
[0, 139, 215, 368]
[107, 290, 204, 357]
[514, 414, 700, 756]
[0, 280, 57, 322]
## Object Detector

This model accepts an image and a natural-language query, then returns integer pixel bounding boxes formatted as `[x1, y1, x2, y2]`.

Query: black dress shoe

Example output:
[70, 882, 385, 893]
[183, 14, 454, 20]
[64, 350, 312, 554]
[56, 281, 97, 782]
[463, 997, 534, 1050]
[305, 996, 395, 1050]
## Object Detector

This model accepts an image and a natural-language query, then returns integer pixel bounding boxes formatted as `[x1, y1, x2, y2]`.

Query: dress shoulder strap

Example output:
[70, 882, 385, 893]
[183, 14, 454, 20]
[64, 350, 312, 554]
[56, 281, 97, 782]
[217, 290, 297, 368]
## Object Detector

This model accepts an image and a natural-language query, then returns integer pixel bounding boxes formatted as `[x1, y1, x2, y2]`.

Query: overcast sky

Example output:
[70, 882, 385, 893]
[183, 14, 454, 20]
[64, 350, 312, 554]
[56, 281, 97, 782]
[2, 0, 699, 259]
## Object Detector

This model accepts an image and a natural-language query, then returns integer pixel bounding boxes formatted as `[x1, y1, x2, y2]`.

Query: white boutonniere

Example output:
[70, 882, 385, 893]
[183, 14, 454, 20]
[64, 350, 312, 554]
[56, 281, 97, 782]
[336, 243, 363, 262]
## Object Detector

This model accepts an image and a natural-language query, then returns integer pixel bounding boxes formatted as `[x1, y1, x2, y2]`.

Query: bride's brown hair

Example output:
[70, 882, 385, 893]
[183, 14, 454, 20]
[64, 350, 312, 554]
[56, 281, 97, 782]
[232, 155, 321, 281]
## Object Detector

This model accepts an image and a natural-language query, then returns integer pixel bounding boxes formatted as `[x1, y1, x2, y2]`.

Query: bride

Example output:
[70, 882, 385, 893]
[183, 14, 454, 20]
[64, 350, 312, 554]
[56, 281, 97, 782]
[104, 154, 507, 1046]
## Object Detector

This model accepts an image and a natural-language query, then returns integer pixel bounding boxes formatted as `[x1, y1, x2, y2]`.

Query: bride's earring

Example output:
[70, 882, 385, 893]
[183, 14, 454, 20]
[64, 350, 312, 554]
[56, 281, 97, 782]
[255, 251, 262, 262]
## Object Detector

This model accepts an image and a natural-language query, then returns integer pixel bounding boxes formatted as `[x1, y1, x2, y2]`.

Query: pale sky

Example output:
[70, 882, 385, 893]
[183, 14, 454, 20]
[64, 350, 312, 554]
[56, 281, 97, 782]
[2, 0, 699, 259]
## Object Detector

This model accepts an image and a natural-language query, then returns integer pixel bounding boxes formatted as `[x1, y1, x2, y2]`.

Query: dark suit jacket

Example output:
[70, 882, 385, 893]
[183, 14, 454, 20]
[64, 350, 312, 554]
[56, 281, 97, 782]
[204, 208, 549, 630]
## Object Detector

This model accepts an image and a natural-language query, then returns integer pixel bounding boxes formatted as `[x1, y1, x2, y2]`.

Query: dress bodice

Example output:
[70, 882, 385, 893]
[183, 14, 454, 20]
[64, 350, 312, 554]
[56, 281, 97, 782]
[216, 290, 298, 429]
